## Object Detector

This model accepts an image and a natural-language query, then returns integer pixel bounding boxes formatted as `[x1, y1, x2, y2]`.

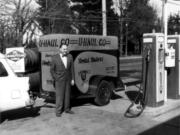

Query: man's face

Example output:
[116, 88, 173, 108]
[59, 44, 68, 55]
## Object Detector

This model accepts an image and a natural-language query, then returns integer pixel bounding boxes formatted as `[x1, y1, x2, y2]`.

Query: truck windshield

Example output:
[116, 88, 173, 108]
[0, 62, 8, 77]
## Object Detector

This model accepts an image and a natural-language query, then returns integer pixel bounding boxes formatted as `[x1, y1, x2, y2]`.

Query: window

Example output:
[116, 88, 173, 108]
[0, 62, 8, 77]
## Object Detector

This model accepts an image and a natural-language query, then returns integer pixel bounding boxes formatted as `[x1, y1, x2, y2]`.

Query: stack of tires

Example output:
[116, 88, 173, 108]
[24, 48, 41, 98]
[24, 48, 40, 73]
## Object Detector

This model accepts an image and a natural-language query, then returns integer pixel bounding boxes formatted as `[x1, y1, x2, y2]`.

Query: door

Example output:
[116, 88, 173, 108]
[0, 60, 30, 112]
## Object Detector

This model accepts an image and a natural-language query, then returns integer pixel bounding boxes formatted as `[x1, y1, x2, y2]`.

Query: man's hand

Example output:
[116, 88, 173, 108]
[71, 80, 75, 86]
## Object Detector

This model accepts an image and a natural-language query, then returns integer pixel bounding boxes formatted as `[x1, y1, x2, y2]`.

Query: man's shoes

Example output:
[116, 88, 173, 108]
[56, 113, 62, 117]
[65, 110, 74, 114]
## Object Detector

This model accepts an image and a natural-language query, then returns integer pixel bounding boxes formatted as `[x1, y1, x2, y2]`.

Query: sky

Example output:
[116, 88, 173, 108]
[150, 0, 180, 17]
[112, 0, 180, 17]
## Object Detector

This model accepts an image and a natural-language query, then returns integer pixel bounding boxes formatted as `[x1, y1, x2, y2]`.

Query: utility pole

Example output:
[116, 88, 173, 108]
[17, 0, 23, 46]
[102, 0, 107, 36]
[119, 0, 123, 56]
[161, 0, 165, 32]
[125, 23, 128, 56]
[163, 0, 168, 102]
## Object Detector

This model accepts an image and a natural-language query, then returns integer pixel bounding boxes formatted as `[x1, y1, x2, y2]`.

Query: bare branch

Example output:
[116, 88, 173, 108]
[0, 0, 40, 48]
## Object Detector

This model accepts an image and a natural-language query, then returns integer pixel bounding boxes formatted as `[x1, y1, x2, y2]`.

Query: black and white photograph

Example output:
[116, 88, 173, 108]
[0, 0, 180, 135]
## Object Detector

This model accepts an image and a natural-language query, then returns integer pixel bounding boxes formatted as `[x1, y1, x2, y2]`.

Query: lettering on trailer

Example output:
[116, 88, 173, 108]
[39, 39, 58, 48]
[45, 54, 54, 58]
[78, 57, 103, 64]
[42, 60, 51, 66]
[60, 38, 110, 47]
[42, 53, 54, 66]
[74, 52, 118, 93]
[105, 66, 115, 74]
[38, 35, 118, 52]
[41, 51, 58, 92]
[79, 38, 97, 46]
[39, 38, 110, 48]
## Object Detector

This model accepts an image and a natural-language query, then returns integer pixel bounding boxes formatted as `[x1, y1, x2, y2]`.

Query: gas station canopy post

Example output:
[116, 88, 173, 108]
[163, 0, 168, 102]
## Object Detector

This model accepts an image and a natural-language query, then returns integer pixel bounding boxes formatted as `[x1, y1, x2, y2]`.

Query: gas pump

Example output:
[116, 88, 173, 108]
[124, 33, 165, 117]
[167, 35, 179, 99]
[142, 33, 165, 107]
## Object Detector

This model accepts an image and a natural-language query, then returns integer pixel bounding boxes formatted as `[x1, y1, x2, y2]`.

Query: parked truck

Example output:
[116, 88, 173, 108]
[38, 34, 121, 105]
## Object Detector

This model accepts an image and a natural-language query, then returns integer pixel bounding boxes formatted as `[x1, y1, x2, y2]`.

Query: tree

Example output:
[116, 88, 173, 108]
[124, 0, 159, 54]
[168, 13, 180, 35]
[70, 0, 102, 34]
[36, 0, 159, 55]
[37, 0, 119, 35]
[0, 0, 40, 49]
[0, 17, 15, 52]
[37, 0, 72, 34]
[70, 0, 119, 35]
[106, 0, 119, 36]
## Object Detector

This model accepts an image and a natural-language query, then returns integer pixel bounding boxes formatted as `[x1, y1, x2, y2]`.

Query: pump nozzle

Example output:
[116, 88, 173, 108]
[146, 49, 151, 62]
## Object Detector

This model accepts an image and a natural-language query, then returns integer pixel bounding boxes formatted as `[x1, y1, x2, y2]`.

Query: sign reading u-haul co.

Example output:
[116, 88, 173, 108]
[6, 47, 25, 73]
[38, 34, 118, 52]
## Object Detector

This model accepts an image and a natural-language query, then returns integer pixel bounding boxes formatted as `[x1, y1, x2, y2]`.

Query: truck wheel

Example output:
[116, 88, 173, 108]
[95, 80, 113, 106]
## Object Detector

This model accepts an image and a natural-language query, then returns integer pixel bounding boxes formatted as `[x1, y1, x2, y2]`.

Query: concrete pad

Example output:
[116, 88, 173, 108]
[34, 85, 180, 120]
[144, 99, 180, 117]
[82, 91, 131, 114]
[80, 89, 180, 119]
[85, 98, 132, 114]
[121, 79, 180, 118]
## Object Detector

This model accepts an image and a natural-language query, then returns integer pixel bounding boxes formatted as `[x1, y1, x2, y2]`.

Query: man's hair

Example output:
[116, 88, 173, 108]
[59, 44, 68, 48]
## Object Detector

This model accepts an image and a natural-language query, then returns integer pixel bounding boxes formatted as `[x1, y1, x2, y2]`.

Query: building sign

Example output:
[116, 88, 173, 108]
[6, 47, 25, 73]
[38, 34, 118, 52]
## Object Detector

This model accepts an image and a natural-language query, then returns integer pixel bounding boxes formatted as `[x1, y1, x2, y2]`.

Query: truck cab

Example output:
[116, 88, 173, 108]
[0, 53, 33, 112]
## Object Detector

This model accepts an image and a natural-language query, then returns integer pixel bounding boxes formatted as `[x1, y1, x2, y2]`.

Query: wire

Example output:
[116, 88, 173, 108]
[36, 15, 137, 23]
[36, 16, 113, 22]
[71, 0, 101, 5]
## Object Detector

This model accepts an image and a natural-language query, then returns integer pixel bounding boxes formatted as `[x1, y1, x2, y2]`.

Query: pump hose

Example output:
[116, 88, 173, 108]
[124, 53, 149, 118]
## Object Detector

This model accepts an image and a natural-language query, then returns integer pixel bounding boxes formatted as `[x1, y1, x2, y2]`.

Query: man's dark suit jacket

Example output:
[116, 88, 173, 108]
[50, 53, 74, 114]
[50, 53, 74, 83]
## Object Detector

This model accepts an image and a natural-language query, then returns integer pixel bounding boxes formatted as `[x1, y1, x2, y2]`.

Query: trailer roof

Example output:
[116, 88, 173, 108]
[38, 34, 118, 52]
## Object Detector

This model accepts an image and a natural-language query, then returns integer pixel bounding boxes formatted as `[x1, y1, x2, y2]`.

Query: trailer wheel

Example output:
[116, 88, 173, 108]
[95, 80, 113, 106]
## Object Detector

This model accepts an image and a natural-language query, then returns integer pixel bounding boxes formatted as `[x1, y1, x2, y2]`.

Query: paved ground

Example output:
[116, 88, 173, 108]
[1, 56, 179, 135]
[0, 88, 180, 135]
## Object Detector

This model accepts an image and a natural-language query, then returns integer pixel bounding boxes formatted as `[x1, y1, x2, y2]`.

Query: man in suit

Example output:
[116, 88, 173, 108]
[50, 44, 75, 117]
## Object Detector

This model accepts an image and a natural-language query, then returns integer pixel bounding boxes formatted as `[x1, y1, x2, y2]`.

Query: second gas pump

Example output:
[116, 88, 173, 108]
[143, 33, 165, 107]
[167, 35, 180, 99]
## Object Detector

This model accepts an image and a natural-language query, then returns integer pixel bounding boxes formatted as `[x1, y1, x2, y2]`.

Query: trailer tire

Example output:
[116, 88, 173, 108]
[95, 80, 113, 106]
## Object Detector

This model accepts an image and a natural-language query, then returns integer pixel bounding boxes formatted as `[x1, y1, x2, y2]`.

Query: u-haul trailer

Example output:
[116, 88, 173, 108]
[38, 34, 120, 105]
